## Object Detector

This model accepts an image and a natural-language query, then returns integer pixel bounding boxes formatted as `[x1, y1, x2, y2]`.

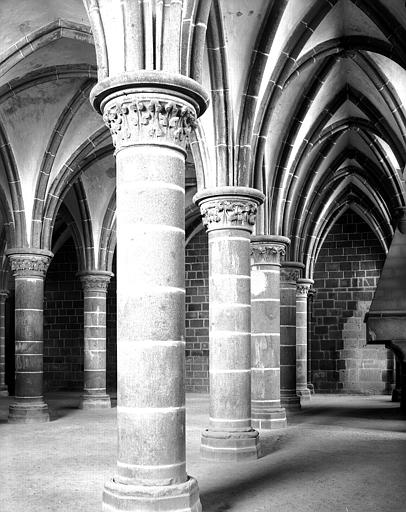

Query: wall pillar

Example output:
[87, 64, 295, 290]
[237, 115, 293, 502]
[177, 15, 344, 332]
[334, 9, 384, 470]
[280, 262, 304, 409]
[194, 186, 264, 461]
[78, 271, 112, 409]
[93, 76, 207, 512]
[0, 290, 9, 396]
[6, 249, 52, 423]
[307, 287, 316, 394]
[296, 279, 313, 401]
[250, 235, 289, 429]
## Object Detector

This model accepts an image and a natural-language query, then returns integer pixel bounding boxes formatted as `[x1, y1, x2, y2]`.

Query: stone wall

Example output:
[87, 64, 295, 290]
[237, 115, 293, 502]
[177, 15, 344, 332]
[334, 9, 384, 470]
[43, 239, 117, 392]
[43, 239, 83, 391]
[185, 229, 209, 392]
[311, 211, 393, 393]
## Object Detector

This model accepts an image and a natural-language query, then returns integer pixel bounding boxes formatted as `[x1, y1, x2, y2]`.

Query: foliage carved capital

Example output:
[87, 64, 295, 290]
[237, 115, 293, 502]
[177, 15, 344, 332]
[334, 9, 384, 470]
[280, 268, 300, 283]
[102, 94, 197, 151]
[199, 199, 259, 232]
[251, 242, 287, 265]
[78, 272, 112, 294]
[8, 254, 51, 278]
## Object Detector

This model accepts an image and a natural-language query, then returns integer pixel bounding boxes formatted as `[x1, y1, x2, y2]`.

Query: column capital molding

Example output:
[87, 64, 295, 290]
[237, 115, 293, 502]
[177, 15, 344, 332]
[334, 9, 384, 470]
[6, 249, 53, 278]
[77, 270, 113, 293]
[0, 290, 9, 301]
[193, 187, 265, 233]
[281, 261, 305, 284]
[103, 93, 197, 153]
[296, 278, 314, 297]
[251, 235, 291, 265]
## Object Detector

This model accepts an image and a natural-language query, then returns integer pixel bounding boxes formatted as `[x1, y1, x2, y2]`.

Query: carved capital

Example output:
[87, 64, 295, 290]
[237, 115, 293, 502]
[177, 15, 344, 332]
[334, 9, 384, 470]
[199, 199, 259, 232]
[8, 254, 51, 278]
[251, 243, 286, 265]
[102, 94, 197, 151]
[0, 290, 9, 302]
[78, 272, 113, 294]
[281, 268, 300, 283]
[296, 279, 314, 297]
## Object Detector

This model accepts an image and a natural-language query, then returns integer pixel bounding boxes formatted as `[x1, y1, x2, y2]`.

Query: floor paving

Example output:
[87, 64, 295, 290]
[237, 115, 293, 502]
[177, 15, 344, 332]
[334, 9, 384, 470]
[1, 393, 405, 511]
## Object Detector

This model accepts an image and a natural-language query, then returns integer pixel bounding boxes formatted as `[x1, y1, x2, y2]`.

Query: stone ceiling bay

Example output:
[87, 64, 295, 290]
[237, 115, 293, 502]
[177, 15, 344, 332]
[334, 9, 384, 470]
[0, 77, 89, 245]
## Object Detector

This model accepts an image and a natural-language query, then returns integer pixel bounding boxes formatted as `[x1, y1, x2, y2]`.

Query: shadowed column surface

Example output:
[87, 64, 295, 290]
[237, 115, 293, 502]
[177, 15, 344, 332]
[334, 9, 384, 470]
[296, 278, 313, 401]
[194, 186, 264, 461]
[280, 262, 304, 410]
[250, 235, 290, 430]
[78, 271, 112, 409]
[0, 290, 9, 396]
[6, 249, 52, 423]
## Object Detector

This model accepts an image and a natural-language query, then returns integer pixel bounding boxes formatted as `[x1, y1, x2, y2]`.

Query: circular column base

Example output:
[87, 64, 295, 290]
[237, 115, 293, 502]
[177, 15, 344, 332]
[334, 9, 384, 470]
[307, 383, 315, 394]
[79, 394, 111, 409]
[0, 386, 8, 397]
[392, 388, 401, 402]
[252, 408, 287, 430]
[8, 402, 50, 423]
[201, 428, 260, 461]
[297, 388, 311, 401]
[102, 476, 202, 512]
[281, 395, 301, 410]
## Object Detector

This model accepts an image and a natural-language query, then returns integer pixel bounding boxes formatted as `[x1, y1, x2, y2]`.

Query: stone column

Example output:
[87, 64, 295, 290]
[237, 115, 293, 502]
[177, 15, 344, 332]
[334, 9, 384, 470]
[280, 262, 304, 409]
[6, 249, 52, 423]
[94, 77, 207, 511]
[250, 235, 290, 430]
[296, 279, 313, 401]
[0, 290, 9, 396]
[307, 286, 316, 394]
[194, 186, 264, 461]
[78, 271, 112, 409]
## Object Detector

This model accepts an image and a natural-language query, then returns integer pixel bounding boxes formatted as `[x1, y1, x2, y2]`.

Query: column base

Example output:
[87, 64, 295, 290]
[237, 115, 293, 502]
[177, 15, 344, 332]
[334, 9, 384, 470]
[392, 388, 401, 402]
[79, 394, 111, 409]
[252, 408, 287, 430]
[307, 383, 315, 394]
[297, 388, 311, 401]
[8, 402, 50, 423]
[201, 428, 260, 461]
[280, 395, 301, 410]
[102, 476, 201, 512]
[0, 386, 8, 397]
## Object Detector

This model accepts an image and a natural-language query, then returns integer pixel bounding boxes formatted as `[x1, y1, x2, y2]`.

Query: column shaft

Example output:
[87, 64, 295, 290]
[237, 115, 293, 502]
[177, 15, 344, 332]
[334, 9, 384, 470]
[250, 236, 289, 429]
[99, 89, 206, 512]
[6, 250, 52, 423]
[296, 279, 313, 401]
[79, 271, 112, 409]
[307, 287, 316, 394]
[0, 291, 9, 396]
[280, 262, 303, 409]
[194, 187, 264, 461]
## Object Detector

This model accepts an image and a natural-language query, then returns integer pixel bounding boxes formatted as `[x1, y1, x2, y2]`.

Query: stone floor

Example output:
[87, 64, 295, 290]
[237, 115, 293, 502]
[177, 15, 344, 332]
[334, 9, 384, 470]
[1, 393, 405, 511]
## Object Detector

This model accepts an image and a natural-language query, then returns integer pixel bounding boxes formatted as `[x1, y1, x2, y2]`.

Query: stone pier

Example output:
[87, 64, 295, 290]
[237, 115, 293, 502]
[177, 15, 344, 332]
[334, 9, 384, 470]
[6, 249, 52, 423]
[296, 278, 313, 401]
[280, 262, 304, 409]
[194, 186, 264, 461]
[0, 290, 9, 396]
[92, 74, 208, 511]
[78, 271, 112, 409]
[250, 235, 289, 429]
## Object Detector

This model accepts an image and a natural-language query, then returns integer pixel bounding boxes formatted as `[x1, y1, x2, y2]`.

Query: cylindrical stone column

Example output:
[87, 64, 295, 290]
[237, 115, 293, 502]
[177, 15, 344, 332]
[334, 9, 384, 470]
[280, 262, 304, 409]
[307, 286, 316, 394]
[194, 186, 264, 461]
[94, 76, 208, 511]
[392, 355, 401, 402]
[296, 279, 313, 401]
[6, 249, 52, 423]
[0, 290, 9, 396]
[250, 235, 290, 430]
[78, 271, 113, 409]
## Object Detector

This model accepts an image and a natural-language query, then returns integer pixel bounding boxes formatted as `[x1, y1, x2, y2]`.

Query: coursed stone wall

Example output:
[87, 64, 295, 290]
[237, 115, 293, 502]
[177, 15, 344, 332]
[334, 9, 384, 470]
[185, 229, 209, 392]
[311, 211, 393, 394]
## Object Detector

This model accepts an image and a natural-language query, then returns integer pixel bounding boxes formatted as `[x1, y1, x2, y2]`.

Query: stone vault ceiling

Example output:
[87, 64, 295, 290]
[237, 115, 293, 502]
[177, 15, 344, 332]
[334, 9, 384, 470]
[0, 0, 404, 277]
